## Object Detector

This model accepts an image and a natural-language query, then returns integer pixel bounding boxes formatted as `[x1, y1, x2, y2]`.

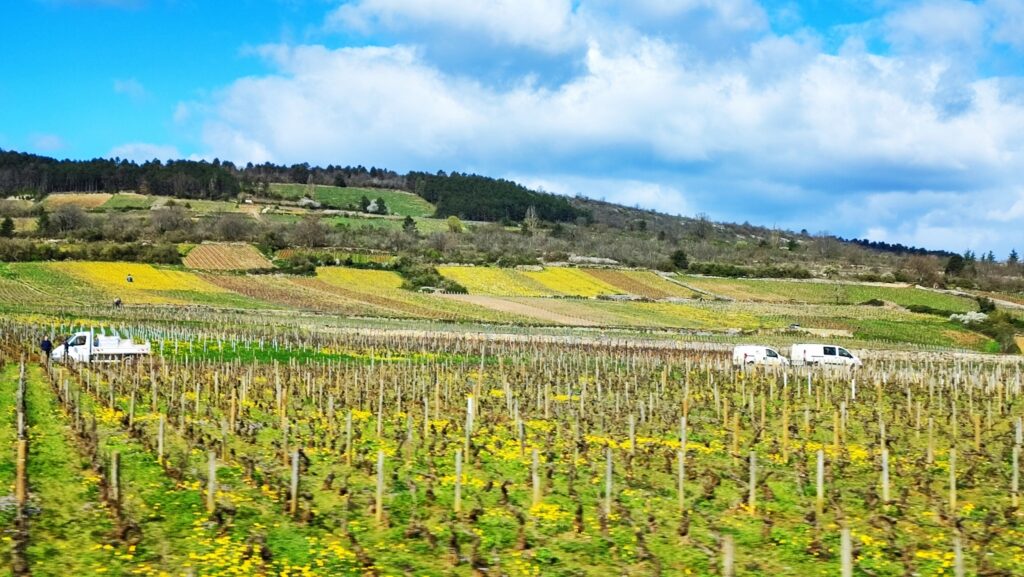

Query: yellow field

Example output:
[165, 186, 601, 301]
[439, 266, 686, 298]
[42, 193, 113, 209]
[437, 266, 555, 297]
[316, 267, 405, 292]
[51, 262, 231, 304]
[522, 267, 622, 298]
[13, 218, 37, 233]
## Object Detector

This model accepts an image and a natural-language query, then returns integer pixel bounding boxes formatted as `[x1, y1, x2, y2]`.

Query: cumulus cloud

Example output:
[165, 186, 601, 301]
[987, 0, 1024, 50]
[108, 142, 181, 162]
[328, 0, 579, 52]
[883, 0, 987, 53]
[183, 1, 1024, 253]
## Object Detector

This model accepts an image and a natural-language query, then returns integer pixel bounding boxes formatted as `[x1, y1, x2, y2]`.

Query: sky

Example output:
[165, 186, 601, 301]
[3, 0, 1024, 256]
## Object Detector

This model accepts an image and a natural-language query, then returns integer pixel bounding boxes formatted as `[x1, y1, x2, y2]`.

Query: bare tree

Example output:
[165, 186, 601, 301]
[213, 213, 255, 241]
[150, 205, 191, 235]
[50, 204, 87, 234]
[290, 216, 329, 247]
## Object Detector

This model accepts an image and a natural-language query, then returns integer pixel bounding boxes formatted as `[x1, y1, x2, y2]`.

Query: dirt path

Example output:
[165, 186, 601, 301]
[439, 294, 600, 326]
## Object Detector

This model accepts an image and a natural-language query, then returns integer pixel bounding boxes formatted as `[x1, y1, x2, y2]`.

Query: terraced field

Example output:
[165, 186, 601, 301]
[439, 266, 700, 299]
[50, 262, 266, 308]
[314, 267, 527, 323]
[585, 269, 698, 299]
[41, 192, 112, 209]
[678, 275, 979, 311]
[183, 243, 273, 271]
[521, 267, 622, 297]
[438, 266, 557, 297]
[0, 262, 99, 307]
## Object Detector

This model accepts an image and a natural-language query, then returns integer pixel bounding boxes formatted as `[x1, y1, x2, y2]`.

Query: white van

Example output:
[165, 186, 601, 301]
[790, 344, 862, 367]
[732, 345, 789, 367]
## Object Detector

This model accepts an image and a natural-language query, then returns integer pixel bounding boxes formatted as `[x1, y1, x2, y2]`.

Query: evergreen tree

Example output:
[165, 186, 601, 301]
[0, 216, 14, 238]
[945, 254, 966, 276]
[35, 211, 50, 236]
[670, 249, 689, 270]
[402, 216, 417, 234]
[1009, 249, 1019, 265]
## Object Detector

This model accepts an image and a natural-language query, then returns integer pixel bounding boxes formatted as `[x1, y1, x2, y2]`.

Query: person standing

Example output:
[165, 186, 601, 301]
[40, 336, 53, 362]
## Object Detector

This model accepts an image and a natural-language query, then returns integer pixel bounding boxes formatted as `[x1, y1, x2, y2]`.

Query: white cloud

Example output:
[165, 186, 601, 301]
[184, 3, 1024, 254]
[108, 142, 181, 161]
[883, 0, 987, 53]
[113, 78, 147, 100]
[328, 0, 579, 52]
[831, 188, 1024, 253]
[30, 133, 65, 152]
[985, 0, 1024, 50]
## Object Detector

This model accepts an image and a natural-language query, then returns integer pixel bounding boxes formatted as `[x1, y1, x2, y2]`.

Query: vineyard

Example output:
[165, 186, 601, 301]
[437, 267, 697, 300]
[183, 244, 274, 271]
[0, 262, 1003, 352]
[676, 276, 978, 312]
[1, 316, 1023, 576]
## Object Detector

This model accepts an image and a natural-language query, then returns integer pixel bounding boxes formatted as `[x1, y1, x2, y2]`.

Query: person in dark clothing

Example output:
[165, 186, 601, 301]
[40, 337, 53, 361]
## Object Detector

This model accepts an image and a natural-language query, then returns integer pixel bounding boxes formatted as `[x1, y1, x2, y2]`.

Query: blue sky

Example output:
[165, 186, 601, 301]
[3, 0, 1024, 255]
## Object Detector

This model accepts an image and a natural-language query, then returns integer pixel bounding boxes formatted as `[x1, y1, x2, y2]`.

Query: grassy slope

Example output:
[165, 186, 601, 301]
[269, 183, 436, 217]
[678, 275, 978, 312]
[100, 193, 154, 211]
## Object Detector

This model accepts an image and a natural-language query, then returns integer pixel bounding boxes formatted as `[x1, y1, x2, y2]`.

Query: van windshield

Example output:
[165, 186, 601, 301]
[766, 349, 778, 357]
[838, 348, 853, 358]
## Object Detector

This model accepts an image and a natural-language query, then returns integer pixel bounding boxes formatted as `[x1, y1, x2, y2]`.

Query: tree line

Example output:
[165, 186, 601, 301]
[0, 150, 240, 200]
[408, 171, 584, 222]
[0, 150, 584, 223]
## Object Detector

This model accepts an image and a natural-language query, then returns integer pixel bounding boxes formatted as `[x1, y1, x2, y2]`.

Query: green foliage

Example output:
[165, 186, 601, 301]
[686, 262, 812, 279]
[0, 149, 240, 199]
[945, 254, 966, 276]
[410, 171, 585, 222]
[973, 310, 1023, 353]
[0, 238, 181, 264]
[0, 216, 13, 238]
[669, 249, 689, 271]
[269, 183, 435, 217]
[446, 215, 464, 233]
[402, 215, 417, 234]
[977, 296, 997, 313]
[397, 261, 467, 293]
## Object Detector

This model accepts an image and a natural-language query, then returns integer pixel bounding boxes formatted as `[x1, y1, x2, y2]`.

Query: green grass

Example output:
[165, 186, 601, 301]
[269, 183, 436, 217]
[100, 193, 154, 211]
[23, 364, 122, 576]
[678, 275, 979, 312]
[171, 198, 240, 213]
[0, 364, 18, 573]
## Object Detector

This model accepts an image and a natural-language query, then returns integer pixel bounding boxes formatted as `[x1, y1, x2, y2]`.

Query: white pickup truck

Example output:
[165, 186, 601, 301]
[52, 330, 151, 363]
